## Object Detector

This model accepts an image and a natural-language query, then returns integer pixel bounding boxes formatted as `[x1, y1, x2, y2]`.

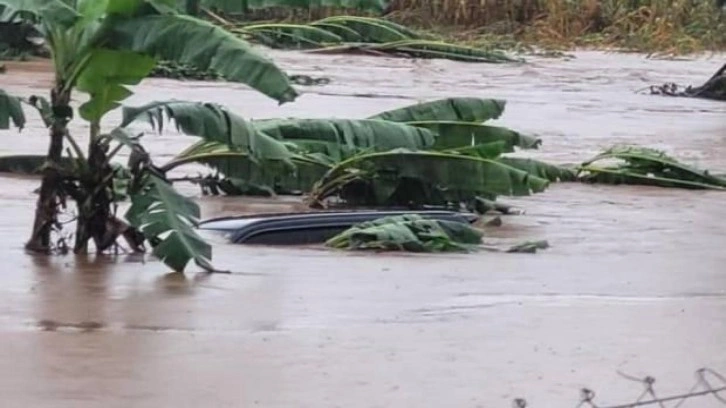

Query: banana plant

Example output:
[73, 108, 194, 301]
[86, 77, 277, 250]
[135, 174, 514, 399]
[127, 97, 560, 209]
[0, 0, 298, 271]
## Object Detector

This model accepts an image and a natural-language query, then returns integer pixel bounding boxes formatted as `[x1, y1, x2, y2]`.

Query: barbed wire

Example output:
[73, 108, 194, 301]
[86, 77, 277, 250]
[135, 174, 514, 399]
[513, 368, 726, 408]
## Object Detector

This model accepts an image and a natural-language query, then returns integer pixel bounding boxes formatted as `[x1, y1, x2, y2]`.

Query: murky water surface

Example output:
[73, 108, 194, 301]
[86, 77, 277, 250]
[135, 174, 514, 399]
[0, 51, 725, 407]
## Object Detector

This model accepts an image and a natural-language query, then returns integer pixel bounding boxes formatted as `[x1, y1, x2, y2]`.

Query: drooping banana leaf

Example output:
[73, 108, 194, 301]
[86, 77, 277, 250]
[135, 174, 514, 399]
[120, 100, 294, 165]
[311, 16, 409, 43]
[317, 16, 422, 40]
[306, 41, 521, 64]
[308, 22, 363, 42]
[164, 140, 331, 194]
[310, 148, 550, 206]
[253, 118, 437, 161]
[104, 13, 298, 103]
[376, 40, 520, 63]
[578, 145, 726, 190]
[325, 214, 483, 253]
[126, 171, 213, 272]
[0, 89, 25, 130]
[407, 121, 541, 151]
[444, 141, 511, 158]
[498, 156, 577, 182]
[239, 29, 324, 49]
[236, 23, 343, 49]
[369, 97, 506, 123]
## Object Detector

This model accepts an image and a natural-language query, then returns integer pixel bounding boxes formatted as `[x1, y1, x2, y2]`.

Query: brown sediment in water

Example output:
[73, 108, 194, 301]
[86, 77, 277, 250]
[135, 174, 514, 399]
[0, 51, 725, 407]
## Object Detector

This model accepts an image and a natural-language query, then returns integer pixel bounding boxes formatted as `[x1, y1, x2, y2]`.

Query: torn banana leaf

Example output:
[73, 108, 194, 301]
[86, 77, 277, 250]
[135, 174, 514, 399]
[126, 172, 213, 273]
[325, 214, 482, 252]
[498, 156, 577, 182]
[236, 23, 343, 49]
[164, 140, 330, 195]
[445, 141, 511, 159]
[578, 146, 726, 190]
[369, 97, 506, 123]
[308, 22, 364, 42]
[306, 41, 519, 63]
[311, 16, 412, 43]
[408, 121, 541, 151]
[253, 118, 437, 161]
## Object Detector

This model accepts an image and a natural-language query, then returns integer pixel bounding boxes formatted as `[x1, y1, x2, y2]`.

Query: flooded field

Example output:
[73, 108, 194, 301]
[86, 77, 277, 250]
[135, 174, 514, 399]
[0, 51, 725, 407]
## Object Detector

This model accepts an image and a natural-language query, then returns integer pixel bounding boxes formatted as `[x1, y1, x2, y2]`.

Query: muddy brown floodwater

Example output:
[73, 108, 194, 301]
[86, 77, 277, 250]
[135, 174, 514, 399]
[0, 51, 725, 407]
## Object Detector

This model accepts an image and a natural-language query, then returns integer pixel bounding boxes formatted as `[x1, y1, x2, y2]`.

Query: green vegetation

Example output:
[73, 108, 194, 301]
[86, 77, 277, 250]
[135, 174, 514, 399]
[202, 0, 726, 54]
[325, 214, 483, 252]
[0, 0, 297, 272]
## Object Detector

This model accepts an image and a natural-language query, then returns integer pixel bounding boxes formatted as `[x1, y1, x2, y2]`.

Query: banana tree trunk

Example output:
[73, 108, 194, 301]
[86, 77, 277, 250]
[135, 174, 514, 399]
[73, 121, 114, 254]
[25, 87, 71, 252]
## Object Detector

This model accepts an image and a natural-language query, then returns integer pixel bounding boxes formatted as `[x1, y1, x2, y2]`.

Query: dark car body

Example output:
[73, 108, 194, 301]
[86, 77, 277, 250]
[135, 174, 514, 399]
[199, 210, 479, 245]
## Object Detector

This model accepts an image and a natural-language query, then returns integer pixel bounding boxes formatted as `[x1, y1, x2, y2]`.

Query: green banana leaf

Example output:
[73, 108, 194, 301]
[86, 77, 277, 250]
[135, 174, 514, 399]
[76, 50, 157, 122]
[236, 23, 342, 49]
[407, 121, 541, 151]
[239, 23, 342, 42]
[310, 148, 550, 207]
[325, 214, 483, 252]
[254, 118, 437, 161]
[0, 0, 79, 28]
[578, 145, 726, 189]
[0, 89, 25, 130]
[307, 41, 520, 64]
[165, 140, 330, 194]
[498, 156, 577, 182]
[126, 171, 213, 272]
[308, 22, 363, 42]
[311, 16, 409, 43]
[376, 40, 520, 63]
[315, 16, 421, 40]
[120, 100, 295, 165]
[445, 141, 511, 158]
[239, 29, 325, 49]
[105, 13, 298, 103]
[369, 97, 506, 123]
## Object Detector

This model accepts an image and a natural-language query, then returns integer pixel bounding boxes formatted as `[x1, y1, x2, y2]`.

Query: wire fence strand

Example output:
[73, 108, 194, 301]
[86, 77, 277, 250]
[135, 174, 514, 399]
[514, 368, 726, 408]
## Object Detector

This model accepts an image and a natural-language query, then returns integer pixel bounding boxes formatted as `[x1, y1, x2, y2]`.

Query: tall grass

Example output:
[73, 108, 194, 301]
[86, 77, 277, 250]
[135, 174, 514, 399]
[202, 0, 726, 52]
[386, 0, 726, 52]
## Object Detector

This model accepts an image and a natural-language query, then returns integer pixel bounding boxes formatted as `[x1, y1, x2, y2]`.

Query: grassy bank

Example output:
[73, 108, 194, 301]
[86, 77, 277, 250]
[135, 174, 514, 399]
[389, 0, 726, 54]
[210, 0, 726, 54]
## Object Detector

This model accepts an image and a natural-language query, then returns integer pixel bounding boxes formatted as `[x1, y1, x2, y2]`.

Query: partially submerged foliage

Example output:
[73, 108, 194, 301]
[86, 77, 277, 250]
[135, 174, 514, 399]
[578, 145, 726, 190]
[232, 15, 519, 63]
[650, 62, 726, 101]
[149, 96, 551, 211]
[126, 171, 213, 272]
[0, 0, 302, 272]
[309, 149, 550, 207]
[325, 214, 483, 252]
[325, 213, 551, 253]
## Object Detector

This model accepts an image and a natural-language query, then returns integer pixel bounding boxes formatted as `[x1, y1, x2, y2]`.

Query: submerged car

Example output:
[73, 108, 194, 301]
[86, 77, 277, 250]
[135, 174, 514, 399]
[198, 210, 479, 245]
